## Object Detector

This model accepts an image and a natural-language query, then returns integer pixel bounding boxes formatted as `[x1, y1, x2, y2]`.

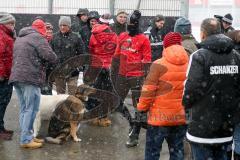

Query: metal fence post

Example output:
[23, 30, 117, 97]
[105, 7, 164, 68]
[110, 0, 115, 15]
[48, 0, 54, 14]
[180, 0, 189, 18]
[136, 0, 142, 10]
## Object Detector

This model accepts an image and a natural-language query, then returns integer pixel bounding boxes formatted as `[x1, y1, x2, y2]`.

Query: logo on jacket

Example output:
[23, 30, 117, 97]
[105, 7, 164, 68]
[120, 38, 137, 53]
[210, 65, 238, 75]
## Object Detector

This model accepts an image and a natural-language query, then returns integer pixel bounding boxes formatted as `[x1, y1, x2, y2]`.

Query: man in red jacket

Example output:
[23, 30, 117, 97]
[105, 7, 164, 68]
[111, 10, 151, 147]
[87, 24, 117, 126]
[0, 12, 16, 140]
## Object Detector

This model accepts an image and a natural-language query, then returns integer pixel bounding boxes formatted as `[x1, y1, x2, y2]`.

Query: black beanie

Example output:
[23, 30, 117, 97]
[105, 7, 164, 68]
[222, 13, 233, 24]
[127, 10, 141, 36]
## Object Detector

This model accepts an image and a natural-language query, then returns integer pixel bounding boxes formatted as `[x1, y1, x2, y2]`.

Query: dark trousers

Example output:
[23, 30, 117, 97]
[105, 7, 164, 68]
[191, 142, 229, 160]
[114, 75, 144, 139]
[86, 68, 113, 113]
[145, 125, 187, 160]
[0, 80, 13, 131]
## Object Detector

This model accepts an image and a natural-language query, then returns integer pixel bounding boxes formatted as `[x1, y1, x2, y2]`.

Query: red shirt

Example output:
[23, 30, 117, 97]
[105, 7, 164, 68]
[114, 32, 151, 77]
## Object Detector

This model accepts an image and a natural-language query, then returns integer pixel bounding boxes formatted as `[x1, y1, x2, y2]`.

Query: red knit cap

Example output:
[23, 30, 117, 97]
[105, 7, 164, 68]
[163, 32, 182, 48]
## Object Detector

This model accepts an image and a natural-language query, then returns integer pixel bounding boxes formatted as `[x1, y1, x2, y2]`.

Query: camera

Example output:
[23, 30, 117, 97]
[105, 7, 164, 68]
[129, 10, 141, 24]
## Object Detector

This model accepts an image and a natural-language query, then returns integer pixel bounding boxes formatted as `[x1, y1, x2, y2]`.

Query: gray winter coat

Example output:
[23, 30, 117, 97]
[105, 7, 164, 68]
[9, 27, 57, 87]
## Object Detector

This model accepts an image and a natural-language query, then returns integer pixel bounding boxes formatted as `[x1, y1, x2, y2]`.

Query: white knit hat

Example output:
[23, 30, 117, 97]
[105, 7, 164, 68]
[59, 16, 71, 27]
[0, 12, 15, 24]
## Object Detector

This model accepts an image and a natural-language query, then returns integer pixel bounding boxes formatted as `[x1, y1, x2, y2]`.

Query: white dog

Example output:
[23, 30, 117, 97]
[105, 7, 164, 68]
[33, 94, 69, 137]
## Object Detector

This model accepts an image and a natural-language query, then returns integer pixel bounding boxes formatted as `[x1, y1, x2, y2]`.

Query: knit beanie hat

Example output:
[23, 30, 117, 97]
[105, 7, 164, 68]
[76, 8, 89, 16]
[116, 10, 128, 17]
[32, 19, 46, 36]
[0, 12, 15, 24]
[222, 13, 233, 24]
[59, 16, 71, 27]
[163, 32, 182, 48]
[174, 17, 191, 35]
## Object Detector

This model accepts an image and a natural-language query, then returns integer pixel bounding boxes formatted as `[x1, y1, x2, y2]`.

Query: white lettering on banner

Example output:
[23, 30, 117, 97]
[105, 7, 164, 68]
[210, 65, 238, 75]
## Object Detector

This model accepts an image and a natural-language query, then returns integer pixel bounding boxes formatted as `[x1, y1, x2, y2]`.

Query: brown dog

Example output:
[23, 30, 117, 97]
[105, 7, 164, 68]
[44, 84, 96, 144]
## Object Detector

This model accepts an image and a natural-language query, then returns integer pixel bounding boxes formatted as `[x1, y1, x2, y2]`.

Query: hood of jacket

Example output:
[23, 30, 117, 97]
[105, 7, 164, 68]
[18, 27, 38, 37]
[32, 19, 46, 36]
[162, 44, 188, 65]
[92, 24, 115, 44]
[200, 34, 234, 54]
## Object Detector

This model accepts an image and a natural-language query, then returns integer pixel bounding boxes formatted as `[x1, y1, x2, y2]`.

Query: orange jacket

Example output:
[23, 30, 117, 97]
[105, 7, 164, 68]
[137, 44, 188, 126]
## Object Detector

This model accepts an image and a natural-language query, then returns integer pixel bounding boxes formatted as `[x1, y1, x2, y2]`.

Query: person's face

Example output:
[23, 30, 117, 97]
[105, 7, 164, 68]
[200, 30, 206, 41]
[90, 19, 98, 28]
[59, 24, 70, 34]
[4, 22, 15, 31]
[46, 28, 53, 36]
[116, 13, 127, 25]
[222, 21, 231, 29]
[155, 20, 164, 29]
[80, 14, 88, 22]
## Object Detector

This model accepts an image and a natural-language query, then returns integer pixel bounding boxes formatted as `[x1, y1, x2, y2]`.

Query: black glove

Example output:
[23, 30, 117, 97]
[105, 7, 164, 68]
[70, 69, 80, 77]
[0, 77, 5, 82]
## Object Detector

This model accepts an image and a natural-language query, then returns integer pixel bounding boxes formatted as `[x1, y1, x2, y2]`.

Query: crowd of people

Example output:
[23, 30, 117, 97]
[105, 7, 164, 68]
[0, 8, 240, 160]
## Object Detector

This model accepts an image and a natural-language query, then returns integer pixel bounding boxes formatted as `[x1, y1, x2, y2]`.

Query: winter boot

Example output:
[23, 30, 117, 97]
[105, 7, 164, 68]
[98, 117, 112, 127]
[125, 124, 141, 148]
[234, 152, 240, 160]
[20, 140, 43, 149]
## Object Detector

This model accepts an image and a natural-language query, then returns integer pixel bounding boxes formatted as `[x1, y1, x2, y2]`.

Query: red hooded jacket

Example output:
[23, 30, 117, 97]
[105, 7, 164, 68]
[0, 24, 14, 79]
[89, 24, 117, 68]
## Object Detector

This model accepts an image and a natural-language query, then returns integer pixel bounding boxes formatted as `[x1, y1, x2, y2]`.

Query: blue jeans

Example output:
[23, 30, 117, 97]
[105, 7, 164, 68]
[191, 142, 228, 160]
[14, 82, 40, 144]
[145, 125, 187, 160]
[234, 123, 240, 154]
[0, 80, 13, 131]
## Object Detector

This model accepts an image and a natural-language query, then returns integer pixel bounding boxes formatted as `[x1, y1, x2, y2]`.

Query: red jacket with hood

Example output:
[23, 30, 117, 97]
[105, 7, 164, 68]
[89, 24, 117, 69]
[0, 24, 14, 79]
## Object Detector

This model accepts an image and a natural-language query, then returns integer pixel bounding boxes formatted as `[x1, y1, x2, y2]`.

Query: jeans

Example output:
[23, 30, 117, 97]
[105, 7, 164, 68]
[145, 125, 187, 160]
[191, 142, 228, 160]
[14, 82, 40, 144]
[0, 80, 13, 131]
[234, 123, 240, 154]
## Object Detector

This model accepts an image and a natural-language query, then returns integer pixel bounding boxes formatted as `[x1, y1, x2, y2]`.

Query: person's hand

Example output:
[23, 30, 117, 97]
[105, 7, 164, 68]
[0, 77, 5, 82]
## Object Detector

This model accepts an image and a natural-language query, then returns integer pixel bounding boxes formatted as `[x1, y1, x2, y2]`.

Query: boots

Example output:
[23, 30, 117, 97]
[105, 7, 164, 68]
[125, 124, 141, 148]
[0, 129, 14, 140]
[90, 117, 111, 127]
[234, 152, 240, 160]
[20, 140, 43, 149]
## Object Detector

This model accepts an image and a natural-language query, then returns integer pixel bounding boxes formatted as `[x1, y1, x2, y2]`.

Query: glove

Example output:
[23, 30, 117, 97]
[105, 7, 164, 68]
[143, 63, 151, 77]
[135, 111, 148, 129]
[0, 76, 5, 82]
[70, 69, 80, 77]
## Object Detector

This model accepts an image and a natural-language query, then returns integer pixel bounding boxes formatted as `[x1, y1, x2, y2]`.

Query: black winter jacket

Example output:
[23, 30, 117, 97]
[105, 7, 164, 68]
[50, 31, 85, 65]
[183, 34, 240, 144]
[147, 26, 165, 61]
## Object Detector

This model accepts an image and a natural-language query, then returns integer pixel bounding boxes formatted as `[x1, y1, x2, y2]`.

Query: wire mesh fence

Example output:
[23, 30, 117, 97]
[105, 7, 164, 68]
[0, 0, 183, 16]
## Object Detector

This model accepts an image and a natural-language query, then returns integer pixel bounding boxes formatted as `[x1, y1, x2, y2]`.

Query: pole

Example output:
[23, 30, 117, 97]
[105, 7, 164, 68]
[109, 0, 115, 15]
[48, 0, 54, 14]
[180, 0, 189, 18]
[136, 0, 142, 10]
